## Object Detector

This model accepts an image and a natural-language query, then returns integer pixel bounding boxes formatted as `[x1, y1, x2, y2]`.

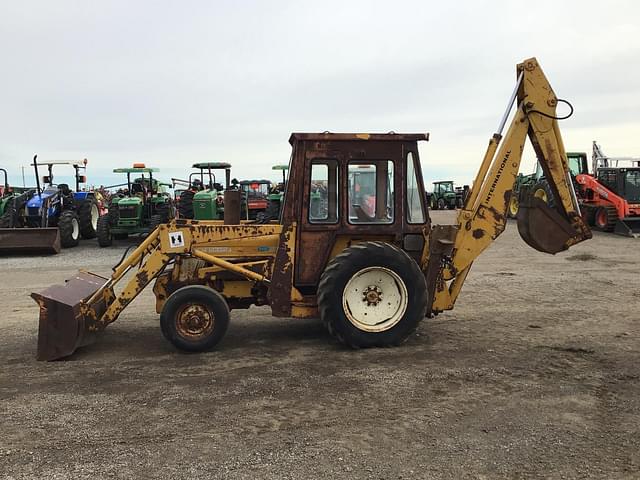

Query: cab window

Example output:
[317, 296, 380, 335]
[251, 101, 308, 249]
[309, 161, 338, 223]
[406, 152, 425, 223]
[348, 161, 394, 224]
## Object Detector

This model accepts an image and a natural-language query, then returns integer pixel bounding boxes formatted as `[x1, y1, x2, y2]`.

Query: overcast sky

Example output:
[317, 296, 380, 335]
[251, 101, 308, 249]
[1, 0, 639, 189]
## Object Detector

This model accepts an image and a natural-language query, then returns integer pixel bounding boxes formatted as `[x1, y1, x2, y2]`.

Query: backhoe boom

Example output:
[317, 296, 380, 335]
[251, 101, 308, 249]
[430, 58, 591, 312]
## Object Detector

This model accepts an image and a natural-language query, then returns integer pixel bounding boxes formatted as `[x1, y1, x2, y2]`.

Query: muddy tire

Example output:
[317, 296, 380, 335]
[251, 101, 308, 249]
[96, 214, 112, 247]
[594, 206, 617, 232]
[178, 190, 195, 219]
[318, 241, 428, 348]
[78, 198, 100, 239]
[58, 211, 80, 248]
[160, 285, 230, 352]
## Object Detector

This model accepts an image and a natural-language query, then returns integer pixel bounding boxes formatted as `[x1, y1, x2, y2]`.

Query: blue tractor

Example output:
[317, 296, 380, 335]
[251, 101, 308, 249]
[0, 156, 101, 254]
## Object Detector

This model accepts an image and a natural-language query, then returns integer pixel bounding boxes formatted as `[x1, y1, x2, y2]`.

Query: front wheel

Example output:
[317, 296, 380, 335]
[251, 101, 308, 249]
[96, 214, 112, 247]
[160, 286, 230, 352]
[58, 211, 80, 248]
[78, 198, 100, 239]
[594, 206, 617, 232]
[318, 241, 428, 348]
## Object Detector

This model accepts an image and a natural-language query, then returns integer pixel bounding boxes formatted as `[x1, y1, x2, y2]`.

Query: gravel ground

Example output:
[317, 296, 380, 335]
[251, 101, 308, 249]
[1, 213, 639, 479]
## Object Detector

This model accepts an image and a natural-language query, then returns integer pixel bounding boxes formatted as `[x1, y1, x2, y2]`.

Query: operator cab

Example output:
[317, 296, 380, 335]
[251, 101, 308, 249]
[282, 132, 430, 288]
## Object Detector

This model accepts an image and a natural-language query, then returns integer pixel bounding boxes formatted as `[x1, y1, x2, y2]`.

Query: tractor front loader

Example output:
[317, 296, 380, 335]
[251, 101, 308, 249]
[32, 57, 591, 361]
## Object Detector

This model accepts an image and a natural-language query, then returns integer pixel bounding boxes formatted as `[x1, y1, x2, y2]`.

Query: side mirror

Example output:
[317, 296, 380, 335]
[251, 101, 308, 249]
[42, 176, 51, 183]
[78, 175, 87, 183]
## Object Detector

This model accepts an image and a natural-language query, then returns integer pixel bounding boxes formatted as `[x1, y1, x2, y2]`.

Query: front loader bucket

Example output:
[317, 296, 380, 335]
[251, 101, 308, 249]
[517, 197, 592, 254]
[0, 227, 61, 255]
[614, 218, 640, 238]
[31, 271, 110, 361]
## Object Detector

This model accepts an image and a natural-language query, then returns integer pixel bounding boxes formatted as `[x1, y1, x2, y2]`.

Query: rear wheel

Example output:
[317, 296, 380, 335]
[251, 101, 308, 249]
[148, 214, 163, 233]
[594, 206, 617, 232]
[58, 211, 80, 248]
[78, 198, 100, 239]
[532, 179, 555, 208]
[160, 285, 230, 352]
[318, 241, 428, 348]
[178, 190, 195, 219]
[582, 206, 596, 226]
[508, 193, 519, 218]
[96, 214, 112, 247]
[429, 196, 437, 210]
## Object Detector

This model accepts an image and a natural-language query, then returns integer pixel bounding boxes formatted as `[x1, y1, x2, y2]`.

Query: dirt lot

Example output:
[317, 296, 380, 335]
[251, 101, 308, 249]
[1, 213, 639, 479]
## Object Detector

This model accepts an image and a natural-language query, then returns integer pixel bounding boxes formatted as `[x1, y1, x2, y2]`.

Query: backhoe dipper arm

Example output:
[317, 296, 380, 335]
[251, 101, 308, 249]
[429, 58, 591, 313]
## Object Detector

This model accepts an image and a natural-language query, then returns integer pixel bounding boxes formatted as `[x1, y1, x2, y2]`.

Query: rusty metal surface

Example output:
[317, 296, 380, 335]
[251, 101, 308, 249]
[517, 197, 590, 254]
[289, 132, 429, 144]
[0, 228, 61, 254]
[283, 135, 432, 294]
[31, 271, 108, 361]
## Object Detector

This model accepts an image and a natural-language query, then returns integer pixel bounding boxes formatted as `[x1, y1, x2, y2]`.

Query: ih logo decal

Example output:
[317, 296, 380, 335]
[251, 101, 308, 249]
[169, 231, 185, 248]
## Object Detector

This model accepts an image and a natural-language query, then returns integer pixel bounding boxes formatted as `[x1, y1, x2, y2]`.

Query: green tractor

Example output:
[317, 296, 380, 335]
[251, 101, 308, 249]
[174, 162, 231, 220]
[97, 165, 174, 247]
[427, 181, 465, 210]
[508, 152, 588, 218]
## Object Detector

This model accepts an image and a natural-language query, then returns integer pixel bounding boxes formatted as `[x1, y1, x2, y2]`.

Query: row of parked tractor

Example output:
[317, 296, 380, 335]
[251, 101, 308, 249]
[508, 141, 640, 237]
[427, 141, 640, 238]
[0, 158, 289, 254]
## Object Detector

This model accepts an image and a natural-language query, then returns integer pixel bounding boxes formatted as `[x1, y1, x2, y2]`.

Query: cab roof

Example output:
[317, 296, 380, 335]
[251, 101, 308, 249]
[192, 162, 232, 169]
[31, 161, 86, 167]
[113, 167, 159, 173]
[239, 179, 271, 184]
[288, 132, 429, 144]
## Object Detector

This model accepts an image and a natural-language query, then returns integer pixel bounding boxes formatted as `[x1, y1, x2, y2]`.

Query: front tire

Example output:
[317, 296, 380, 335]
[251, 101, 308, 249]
[96, 214, 112, 247]
[318, 241, 428, 348]
[58, 211, 80, 248]
[160, 286, 230, 352]
[78, 198, 100, 239]
[594, 206, 617, 232]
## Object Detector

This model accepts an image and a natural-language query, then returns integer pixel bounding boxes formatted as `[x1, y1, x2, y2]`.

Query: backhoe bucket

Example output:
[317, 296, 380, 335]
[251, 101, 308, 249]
[614, 218, 640, 238]
[0, 227, 61, 254]
[517, 196, 591, 254]
[31, 271, 111, 361]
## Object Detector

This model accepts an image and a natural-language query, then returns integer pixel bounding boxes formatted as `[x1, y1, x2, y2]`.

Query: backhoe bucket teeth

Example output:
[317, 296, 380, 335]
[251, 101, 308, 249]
[614, 218, 640, 238]
[0, 228, 61, 254]
[31, 271, 110, 361]
[517, 196, 591, 254]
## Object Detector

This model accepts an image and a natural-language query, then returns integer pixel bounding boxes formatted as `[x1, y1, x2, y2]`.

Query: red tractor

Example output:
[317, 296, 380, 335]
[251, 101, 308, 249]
[576, 142, 640, 237]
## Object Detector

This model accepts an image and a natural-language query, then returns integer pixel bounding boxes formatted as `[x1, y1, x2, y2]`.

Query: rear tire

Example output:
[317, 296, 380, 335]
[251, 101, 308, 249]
[508, 193, 519, 218]
[78, 198, 100, 239]
[160, 285, 230, 352]
[318, 241, 428, 348]
[532, 179, 555, 208]
[58, 211, 80, 248]
[582, 206, 596, 226]
[96, 214, 112, 247]
[178, 190, 195, 219]
[594, 206, 617, 232]
[148, 214, 163, 233]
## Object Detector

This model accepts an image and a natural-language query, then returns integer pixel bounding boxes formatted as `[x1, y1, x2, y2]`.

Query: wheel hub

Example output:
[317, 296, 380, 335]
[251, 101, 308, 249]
[362, 285, 383, 306]
[177, 304, 214, 338]
[342, 266, 408, 332]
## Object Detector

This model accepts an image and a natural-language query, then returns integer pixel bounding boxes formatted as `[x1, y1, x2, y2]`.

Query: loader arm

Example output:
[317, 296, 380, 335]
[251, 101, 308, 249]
[429, 58, 591, 313]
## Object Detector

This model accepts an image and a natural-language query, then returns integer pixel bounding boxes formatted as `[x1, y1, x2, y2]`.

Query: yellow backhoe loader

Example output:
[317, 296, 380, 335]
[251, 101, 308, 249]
[32, 58, 592, 361]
